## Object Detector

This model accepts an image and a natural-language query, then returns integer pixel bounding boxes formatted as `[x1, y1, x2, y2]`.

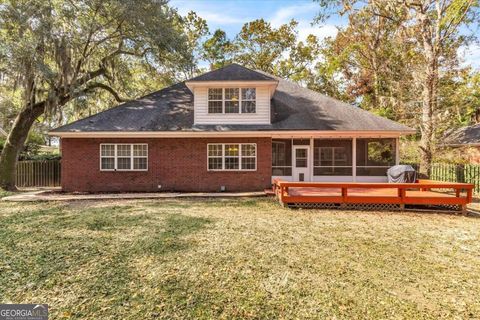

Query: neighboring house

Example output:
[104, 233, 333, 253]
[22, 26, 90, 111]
[443, 124, 480, 147]
[443, 124, 480, 163]
[50, 64, 414, 192]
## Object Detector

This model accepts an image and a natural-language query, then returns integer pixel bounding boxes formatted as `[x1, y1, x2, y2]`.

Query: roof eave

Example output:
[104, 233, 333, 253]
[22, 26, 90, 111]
[49, 129, 415, 138]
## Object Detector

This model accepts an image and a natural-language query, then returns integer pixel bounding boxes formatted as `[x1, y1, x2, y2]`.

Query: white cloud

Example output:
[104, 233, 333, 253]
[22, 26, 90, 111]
[269, 2, 318, 27]
[267, 3, 339, 42]
[170, 0, 252, 25]
[297, 22, 338, 42]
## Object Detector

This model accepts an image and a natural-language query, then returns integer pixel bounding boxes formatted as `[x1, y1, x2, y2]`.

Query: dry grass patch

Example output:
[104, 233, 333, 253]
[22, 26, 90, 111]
[0, 198, 479, 319]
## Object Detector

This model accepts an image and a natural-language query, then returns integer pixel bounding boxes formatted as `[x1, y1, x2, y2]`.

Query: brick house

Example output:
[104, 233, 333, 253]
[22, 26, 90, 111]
[50, 64, 414, 192]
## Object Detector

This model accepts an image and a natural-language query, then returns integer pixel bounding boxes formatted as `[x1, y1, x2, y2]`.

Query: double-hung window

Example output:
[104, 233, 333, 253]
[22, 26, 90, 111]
[100, 144, 148, 171]
[207, 143, 256, 171]
[207, 88, 256, 114]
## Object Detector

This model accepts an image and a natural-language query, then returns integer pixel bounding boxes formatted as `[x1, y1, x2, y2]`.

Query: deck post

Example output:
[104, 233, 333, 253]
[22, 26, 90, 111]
[467, 188, 473, 203]
[352, 137, 357, 182]
[398, 187, 406, 210]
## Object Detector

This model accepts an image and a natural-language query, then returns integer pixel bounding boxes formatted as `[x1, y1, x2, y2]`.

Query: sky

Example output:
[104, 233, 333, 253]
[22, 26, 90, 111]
[170, 0, 479, 69]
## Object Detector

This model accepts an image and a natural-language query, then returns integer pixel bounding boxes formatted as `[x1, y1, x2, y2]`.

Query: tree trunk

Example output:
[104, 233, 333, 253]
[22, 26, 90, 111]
[417, 9, 439, 179]
[0, 102, 45, 190]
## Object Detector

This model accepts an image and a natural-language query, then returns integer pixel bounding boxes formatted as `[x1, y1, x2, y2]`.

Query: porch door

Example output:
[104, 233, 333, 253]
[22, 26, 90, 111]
[293, 146, 310, 182]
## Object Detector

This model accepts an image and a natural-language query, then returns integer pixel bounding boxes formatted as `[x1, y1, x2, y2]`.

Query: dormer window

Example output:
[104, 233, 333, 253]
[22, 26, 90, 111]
[208, 88, 256, 114]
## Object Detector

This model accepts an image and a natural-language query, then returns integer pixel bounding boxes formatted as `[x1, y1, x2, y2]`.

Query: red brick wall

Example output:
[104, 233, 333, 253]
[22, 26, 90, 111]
[61, 137, 272, 192]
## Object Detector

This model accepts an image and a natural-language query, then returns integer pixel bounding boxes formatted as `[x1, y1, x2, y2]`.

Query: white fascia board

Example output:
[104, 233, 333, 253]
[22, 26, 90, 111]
[185, 80, 279, 98]
[49, 130, 413, 138]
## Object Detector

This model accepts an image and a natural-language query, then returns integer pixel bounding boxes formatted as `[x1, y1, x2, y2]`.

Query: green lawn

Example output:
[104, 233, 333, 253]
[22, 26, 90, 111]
[1, 198, 479, 319]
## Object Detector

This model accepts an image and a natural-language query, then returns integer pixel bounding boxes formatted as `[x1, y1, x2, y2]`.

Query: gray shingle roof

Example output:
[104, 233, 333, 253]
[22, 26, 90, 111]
[51, 65, 413, 133]
[187, 63, 276, 82]
[443, 124, 480, 146]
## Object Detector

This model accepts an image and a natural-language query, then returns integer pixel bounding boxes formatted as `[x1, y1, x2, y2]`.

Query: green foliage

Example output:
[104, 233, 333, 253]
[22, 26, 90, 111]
[202, 29, 232, 69]
[0, 0, 193, 133]
[231, 19, 320, 81]
[0, 132, 59, 160]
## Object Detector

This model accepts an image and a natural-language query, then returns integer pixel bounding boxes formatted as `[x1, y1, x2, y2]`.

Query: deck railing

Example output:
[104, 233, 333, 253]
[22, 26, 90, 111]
[403, 163, 480, 194]
[273, 179, 474, 212]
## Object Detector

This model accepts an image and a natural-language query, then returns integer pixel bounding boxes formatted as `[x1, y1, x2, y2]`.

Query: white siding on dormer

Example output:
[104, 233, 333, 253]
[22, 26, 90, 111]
[194, 86, 271, 125]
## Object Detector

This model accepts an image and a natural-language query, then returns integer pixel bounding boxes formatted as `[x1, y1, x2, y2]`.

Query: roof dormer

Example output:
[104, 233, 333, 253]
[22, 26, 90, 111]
[185, 64, 278, 125]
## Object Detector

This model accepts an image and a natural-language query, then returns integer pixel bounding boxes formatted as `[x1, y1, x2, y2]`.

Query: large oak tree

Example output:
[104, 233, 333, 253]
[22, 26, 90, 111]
[0, 0, 190, 190]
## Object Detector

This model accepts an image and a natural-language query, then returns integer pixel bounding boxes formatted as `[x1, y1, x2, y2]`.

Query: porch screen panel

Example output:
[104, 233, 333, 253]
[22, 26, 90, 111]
[272, 139, 292, 176]
[313, 139, 352, 176]
[356, 138, 396, 176]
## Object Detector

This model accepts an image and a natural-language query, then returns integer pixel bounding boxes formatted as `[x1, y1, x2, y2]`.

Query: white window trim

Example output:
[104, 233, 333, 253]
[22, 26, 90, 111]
[100, 143, 148, 172]
[207, 88, 256, 114]
[207, 143, 257, 171]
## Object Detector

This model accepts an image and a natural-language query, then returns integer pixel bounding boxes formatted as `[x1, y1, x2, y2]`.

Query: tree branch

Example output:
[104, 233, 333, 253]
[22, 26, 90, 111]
[84, 82, 129, 102]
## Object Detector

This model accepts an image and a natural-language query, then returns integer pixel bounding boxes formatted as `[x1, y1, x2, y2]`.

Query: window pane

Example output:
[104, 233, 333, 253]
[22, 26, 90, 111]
[225, 88, 239, 100]
[242, 157, 256, 170]
[101, 145, 115, 157]
[133, 145, 147, 157]
[208, 157, 223, 170]
[356, 139, 395, 167]
[208, 101, 223, 113]
[242, 88, 256, 100]
[241, 101, 256, 113]
[272, 139, 292, 167]
[208, 88, 222, 100]
[272, 167, 292, 176]
[208, 144, 223, 156]
[296, 159, 307, 168]
[117, 157, 131, 170]
[225, 157, 239, 169]
[224, 144, 239, 156]
[225, 101, 239, 113]
[319, 148, 333, 166]
[117, 144, 131, 157]
[242, 144, 256, 156]
[296, 149, 307, 158]
[101, 158, 115, 170]
[133, 158, 147, 170]
[314, 139, 352, 168]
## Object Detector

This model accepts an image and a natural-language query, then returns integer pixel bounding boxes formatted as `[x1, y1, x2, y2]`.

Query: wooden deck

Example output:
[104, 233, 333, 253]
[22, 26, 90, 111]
[272, 179, 474, 212]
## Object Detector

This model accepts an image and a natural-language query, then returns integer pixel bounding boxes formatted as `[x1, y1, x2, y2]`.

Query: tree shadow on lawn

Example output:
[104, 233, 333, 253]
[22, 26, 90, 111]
[0, 203, 212, 319]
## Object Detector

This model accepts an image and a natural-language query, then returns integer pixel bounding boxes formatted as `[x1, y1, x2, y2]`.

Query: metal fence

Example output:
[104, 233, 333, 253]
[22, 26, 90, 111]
[16, 160, 61, 187]
[404, 162, 480, 194]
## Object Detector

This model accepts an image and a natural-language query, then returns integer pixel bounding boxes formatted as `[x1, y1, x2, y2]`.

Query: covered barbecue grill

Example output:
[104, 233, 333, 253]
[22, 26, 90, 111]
[387, 165, 417, 183]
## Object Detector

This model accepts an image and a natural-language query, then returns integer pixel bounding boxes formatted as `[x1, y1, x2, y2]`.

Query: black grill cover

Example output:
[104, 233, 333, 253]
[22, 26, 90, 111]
[387, 165, 416, 183]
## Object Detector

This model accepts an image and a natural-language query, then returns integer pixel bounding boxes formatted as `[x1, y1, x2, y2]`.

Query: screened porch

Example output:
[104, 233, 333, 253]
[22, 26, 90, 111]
[271, 138, 399, 182]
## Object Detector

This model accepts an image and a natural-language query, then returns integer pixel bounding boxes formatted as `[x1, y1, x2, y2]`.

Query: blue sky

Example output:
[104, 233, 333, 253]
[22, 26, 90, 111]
[170, 0, 479, 69]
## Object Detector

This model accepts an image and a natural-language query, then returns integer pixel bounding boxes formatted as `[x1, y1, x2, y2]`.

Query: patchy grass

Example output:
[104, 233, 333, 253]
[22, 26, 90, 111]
[0, 189, 13, 198]
[0, 198, 479, 319]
